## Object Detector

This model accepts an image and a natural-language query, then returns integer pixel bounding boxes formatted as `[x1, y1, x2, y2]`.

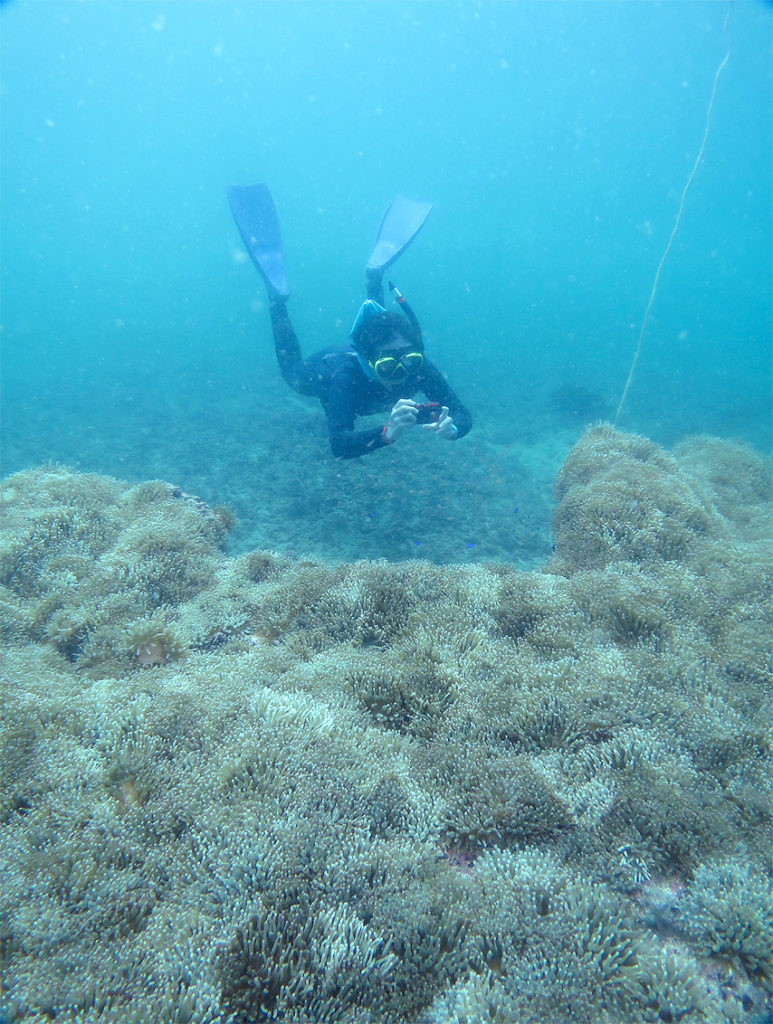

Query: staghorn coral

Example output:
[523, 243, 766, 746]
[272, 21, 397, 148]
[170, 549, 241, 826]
[440, 752, 575, 853]
[428, 856, 719, 1024]
[550, 422, 727, 574]
[218, 899, 398, 1023]
[0, 467, 228, 676]
[636, 947, 713, 1024]
[676, 857, 773, 993]
[0, 430, 771, 1022]
[125, 614, 186, 668]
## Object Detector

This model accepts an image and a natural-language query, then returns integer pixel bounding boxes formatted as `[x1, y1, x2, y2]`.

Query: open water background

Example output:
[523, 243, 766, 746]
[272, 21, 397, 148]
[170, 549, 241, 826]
[2, 0, 771, 560]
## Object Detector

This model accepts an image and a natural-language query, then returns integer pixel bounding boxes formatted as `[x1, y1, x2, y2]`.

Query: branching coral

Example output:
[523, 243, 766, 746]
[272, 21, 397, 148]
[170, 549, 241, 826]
[676, 857, 773, 992]
[550, 422, 726, 575]
[125, 615, 185, 667]
[440, 754, 575, 852]
[218, 899, 398, 1023]
[0, 433, 770, 1022]
[0, 468, 225, 675]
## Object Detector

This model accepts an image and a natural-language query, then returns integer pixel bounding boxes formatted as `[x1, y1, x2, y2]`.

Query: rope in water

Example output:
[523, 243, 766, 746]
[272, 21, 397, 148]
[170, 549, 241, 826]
[614, 9, 732, 424]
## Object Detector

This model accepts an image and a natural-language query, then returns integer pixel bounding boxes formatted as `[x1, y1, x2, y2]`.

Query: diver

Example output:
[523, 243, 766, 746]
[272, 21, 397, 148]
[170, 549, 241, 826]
[227, 184, 472, 459]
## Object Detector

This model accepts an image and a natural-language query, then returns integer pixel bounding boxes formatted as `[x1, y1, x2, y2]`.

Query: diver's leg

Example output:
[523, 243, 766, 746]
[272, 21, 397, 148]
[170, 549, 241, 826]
[269, 300, 325, 397]
[366, 271, 385, 305]
[270, 299, 303, 385]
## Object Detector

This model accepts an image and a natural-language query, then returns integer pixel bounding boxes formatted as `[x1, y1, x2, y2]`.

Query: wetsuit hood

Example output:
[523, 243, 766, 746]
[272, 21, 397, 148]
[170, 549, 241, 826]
[351, 299, 423, 358]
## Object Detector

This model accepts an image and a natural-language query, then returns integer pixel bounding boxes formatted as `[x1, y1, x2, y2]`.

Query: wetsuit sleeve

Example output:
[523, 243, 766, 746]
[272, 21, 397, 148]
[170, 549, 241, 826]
[420, 361, 473, 439]
[326, 371, 391, 459]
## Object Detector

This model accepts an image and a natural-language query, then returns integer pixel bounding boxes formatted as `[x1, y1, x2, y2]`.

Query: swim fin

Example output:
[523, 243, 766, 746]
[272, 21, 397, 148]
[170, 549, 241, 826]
[227, 183, 289, 299]
[366, 195, 432, 275]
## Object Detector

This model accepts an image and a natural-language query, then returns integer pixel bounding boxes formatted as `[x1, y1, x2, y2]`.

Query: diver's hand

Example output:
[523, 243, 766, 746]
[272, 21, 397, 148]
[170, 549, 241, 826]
[423, 406, 458, 440]
[383, 399, 419, 443]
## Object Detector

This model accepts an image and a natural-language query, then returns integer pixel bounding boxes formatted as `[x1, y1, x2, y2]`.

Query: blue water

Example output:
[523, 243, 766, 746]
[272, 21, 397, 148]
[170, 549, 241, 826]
[2, 0, 771, 561]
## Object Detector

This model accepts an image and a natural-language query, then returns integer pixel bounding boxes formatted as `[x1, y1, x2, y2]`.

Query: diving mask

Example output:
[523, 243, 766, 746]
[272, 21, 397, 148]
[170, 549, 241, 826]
[369, 350, 424, 382]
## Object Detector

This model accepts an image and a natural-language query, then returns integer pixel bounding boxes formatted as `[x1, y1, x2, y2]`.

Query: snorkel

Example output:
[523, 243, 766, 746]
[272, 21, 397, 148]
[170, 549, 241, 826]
[388, 281, 423, 348]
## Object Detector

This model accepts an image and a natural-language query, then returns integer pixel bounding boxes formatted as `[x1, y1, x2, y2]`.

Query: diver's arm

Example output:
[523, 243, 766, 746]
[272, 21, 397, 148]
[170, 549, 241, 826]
[420, 361, 473, 439]
[325, 378, 392, 459]
[328, 419, 393, 459]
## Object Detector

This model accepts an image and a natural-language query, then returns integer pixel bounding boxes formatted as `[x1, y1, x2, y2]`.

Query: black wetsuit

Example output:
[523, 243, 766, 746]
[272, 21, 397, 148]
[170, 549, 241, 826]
[271, 301, 472, 459]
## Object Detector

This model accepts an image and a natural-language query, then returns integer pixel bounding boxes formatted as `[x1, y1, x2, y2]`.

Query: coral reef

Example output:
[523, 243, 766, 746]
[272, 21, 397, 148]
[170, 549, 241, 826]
[0, 426, 770, 1022]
